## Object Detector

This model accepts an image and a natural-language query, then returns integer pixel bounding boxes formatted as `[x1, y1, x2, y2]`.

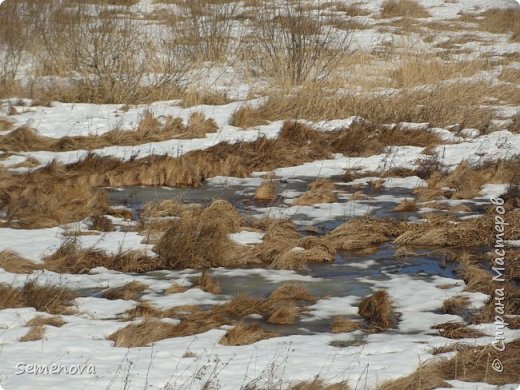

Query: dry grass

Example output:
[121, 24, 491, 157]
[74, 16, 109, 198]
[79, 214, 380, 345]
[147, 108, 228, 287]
[154, 200, 244, 269]
[102, 281, 147, 301]
[0, 112, 217, 153]
[331, 316, 359, 333]
[442, 295, 470, 315]
[432, 321, 487, 339]
[255, 180, 278, 202]
[20, 315, 65, 342]
[0, 251, 41, 273]
[0, 280, 76, 314]
[20, 325, 46, 342]
[220, 322, 278, 346]
[462, 8, 520, 42]
[327, 217, 403, 251]
[293, 179, 337, 205]
[0, 167, 108, 228]
[165, 283, 189, 294]
[414, 158, 520, 201]
[141, 199, 187, 218]
[358, 290, 395, 331]
[394, 209, 520, 248]
[44, 241, 165, 274]
[269, 283, 317, 303]
[393, 199, 417, 212]
[108, 319, 179, 347]
[198, 271, 221, 294]
[378, 340, 520, 388]
[231, 83, 494, 130]
[87, 214, 114, 232]
[289, 379, 349, 390]
[380, 0, 431, 18]
[113, 288, 320, 346]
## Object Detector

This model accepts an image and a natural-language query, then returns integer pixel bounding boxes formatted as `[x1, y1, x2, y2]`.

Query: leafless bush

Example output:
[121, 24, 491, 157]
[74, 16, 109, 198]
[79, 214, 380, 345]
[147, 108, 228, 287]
[246, 0, 352, 85]
[0, 1, 29, 89]
[32, 3, 187, 103]
[176, 0, 239, 62]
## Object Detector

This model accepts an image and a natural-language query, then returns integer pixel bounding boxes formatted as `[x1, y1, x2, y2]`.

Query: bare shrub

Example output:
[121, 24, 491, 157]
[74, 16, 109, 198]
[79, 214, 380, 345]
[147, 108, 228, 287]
[246, 0, 352, 85]
[176, 0, 239, 62]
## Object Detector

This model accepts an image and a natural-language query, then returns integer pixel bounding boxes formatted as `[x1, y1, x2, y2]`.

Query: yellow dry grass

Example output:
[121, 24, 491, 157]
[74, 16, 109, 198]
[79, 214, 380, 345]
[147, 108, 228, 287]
[293, 179, 337, 205]
[102, 281, 147, 301]
[431, 321, 487, 339]
[254, 180, 278, 202]
[380, 0, 431, 18]
[0, 280, 76, 315]
[0, 251, 41, 273]
[331, 316, 359, 333]
[358, 290, 395, 331]
[219, 321, 278, 346]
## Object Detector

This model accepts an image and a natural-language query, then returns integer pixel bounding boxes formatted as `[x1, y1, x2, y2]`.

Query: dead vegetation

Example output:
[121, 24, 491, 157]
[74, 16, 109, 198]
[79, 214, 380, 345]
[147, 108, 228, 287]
[0, 251, 41, 273]
[219, 321, 278, 346]
[380, 0, 431, 19]
[461, 8, 520, 42]
[431, 321, 487, 339]
[442, 295, 470, 316]
[110, 288, 318, 347]
[255, 180, 278, 202]
[358, 290, 395, 331]
[414, 158, 520, 201]
[0, 280, 76, 314]
[0, 112, 217, 153]
[102, 281, 147, 301]
[20, 315, 65, 342]
[43, 241, 164, 274]
[331, 316, 359, 333]
[197, 271, 222, 294]
[378, 340, 520, 389]
[293, 179, 337, 205]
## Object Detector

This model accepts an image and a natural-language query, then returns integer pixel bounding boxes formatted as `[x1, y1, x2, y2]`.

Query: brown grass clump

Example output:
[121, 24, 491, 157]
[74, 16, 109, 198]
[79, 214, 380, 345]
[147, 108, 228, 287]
[254, 180, 278, 202]
[442, 296, 470, 315]
[266, 301, 300, 325]
[102, 281, 147, 301]
[108, 319, 178, 347]
[358, 290, 395, 331]
[431, 321, 487, 339]
[0, 170, 109, 229]
[463, 8, 520, 42]
[0, 280, 76, 315]
[269, 283, 317, 303]
[87, 214, 114, 232]
[20, 315, 66, 342]
[20, 325, 46, 342]
[414, 159, 519, 201]
[0, 251, 41, 273]
[379, 340, 520, 388]
[380, 0, 431, 18]
[154, 200, 243, 269]
[289, 380, 349, 390]
[43, 241, 165, 274]
[165, 283, 189, 294]
[141, 199, 186, 218]
[331, 316, 359, 333]
[293, 180, 337, 205]
[327, 217, 403, 251]
[26, 315, 65, 328]
[219, 322, 278, 346]
[0, 112, 217, 153]
[198, 271, 221, 294]
[393, 199, 417, 212]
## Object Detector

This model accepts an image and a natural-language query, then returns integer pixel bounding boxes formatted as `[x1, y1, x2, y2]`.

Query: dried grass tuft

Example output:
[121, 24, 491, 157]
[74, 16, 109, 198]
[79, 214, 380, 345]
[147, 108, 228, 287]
[0, 251, 41, 273]
[293, 179, 337, 205]
[432, 321, 487, 339]
[358, 290, 395, 331]
[102, 281, 147, 301]
[331, 316, 359, 333]
[198, 271, 221, 294]
[219, 321, 278, 346]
